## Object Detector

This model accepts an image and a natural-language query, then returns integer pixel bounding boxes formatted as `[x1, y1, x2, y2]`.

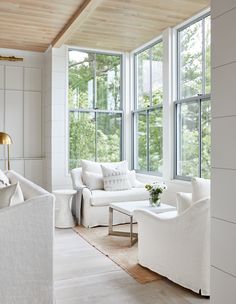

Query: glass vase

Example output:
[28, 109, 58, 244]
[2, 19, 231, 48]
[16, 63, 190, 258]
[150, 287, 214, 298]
[149, 196, 161, 207]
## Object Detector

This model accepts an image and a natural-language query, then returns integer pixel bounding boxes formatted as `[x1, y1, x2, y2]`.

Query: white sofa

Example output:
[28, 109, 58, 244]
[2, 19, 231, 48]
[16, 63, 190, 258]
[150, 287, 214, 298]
[134, 178, 211, 296]
[71, 167, 149, 227]
[0, 170, 55, 304]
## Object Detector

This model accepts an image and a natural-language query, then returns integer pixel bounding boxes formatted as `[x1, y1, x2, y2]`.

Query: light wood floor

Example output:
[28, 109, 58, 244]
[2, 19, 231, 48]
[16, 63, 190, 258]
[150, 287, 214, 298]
[54, 229, 210, 304]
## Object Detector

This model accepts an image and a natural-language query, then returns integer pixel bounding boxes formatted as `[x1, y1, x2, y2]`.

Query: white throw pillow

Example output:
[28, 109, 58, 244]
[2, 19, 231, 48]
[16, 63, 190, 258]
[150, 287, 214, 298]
[0, 183, 24, 209]
[10, 182, 24, 206]
[83, 171, 104, 190]
[81, 160, 129, 188]
[192, 177, 210, 203]
[127, 170, 136, 188]
[81, 159, 128, 174]
[0, 169, 10, 188]
[81, 160, 102, 175]
[101, 165, 131, 191]
[176, 192, 192, 214]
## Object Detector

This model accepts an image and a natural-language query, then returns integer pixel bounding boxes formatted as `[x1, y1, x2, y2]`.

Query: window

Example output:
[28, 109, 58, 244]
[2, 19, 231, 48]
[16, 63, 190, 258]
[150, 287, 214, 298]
[133, 40, 163, 174]
[175, 14, 211, 179]
[68, 50, 123, 170]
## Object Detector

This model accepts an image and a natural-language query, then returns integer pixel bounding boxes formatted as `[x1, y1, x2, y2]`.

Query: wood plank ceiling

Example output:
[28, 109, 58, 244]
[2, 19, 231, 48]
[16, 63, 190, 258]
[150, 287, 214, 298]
[0, 0, 210, 53]
[0, 0, 83, 52]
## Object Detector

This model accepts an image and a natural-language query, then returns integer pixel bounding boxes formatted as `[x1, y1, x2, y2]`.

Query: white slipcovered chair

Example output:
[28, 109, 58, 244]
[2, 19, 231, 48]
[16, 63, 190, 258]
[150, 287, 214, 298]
[134, 177, 210, 296]
[0, 170, 55, 304]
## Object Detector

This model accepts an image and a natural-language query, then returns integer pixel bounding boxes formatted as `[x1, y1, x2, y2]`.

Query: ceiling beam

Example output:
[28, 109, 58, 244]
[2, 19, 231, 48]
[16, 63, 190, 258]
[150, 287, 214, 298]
[52, 0, 104, 48]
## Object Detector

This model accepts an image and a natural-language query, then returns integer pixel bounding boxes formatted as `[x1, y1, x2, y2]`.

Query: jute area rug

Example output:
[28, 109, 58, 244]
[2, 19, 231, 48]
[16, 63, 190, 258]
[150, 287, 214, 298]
[73, 224, 161, 284]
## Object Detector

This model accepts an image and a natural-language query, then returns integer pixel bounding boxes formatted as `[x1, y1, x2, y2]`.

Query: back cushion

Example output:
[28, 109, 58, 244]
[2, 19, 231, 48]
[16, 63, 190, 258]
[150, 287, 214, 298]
[81, 160, 129, 189]
[192, 177, 210, 203]
[83, 171, 104, 190]
[101, 165, 131, 191]
[176, 192, 192, 214]
[0, 183, 24, 209]
[0, 169, 10, 187]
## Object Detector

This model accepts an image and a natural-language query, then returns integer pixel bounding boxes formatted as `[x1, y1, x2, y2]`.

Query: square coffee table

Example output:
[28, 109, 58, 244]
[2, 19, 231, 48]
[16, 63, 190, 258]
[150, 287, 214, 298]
[108, 200, 176, 246]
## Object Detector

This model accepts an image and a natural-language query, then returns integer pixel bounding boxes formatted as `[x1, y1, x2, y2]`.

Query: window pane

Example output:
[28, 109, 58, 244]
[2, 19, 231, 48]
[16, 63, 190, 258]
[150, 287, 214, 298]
[201, 99, 211, 178]
[177, 102, 199, 177]
[152, 42, 163, 106]
[149, 109, 163, 172]
[97, 113, 122, 162]
[137, 50, 150, 109]
[96, 54, 121, 110]
[179, 20, 203, 99]
[69, 112, 95, 170]
[205, 16, 211, 94]
[68, 50, 94, 109]
[136, 112, 147, 170]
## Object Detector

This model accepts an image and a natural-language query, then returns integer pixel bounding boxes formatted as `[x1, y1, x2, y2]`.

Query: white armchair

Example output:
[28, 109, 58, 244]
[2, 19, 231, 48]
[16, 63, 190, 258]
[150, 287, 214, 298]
[134, 178, 210, 296]
[134, 196, 210, 296]
[0, 170, 55, 304]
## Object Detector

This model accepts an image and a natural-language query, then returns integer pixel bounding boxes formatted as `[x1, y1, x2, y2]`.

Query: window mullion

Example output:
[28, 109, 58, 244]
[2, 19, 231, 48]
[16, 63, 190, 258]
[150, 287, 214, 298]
[95, 112, 97, 161]
[150, 48, 152, 107]
[93, 54, 97, 109]
[198, 98, 202, 177]
[147, 109, 150, 171]
[202, 17, 206, 95]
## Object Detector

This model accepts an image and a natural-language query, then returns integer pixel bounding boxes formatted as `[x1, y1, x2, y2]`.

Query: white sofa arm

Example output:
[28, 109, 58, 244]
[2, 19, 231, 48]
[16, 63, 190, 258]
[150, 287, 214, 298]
[6, 170, 49, 200]
[0, 194, 54, 303]
[82, 187, 92, 202]
[71, 167, 86, 190]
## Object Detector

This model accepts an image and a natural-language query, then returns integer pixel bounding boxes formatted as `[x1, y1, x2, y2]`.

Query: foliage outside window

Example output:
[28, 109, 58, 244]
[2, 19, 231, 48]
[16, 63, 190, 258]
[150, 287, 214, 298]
[68, 50, 123, 170]
[133, 40, 163, 174]
[175, 14, 211, 179]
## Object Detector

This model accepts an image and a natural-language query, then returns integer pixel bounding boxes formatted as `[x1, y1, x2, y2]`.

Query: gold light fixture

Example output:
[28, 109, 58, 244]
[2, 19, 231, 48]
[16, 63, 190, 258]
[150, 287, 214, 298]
[0, 132, 13, 170]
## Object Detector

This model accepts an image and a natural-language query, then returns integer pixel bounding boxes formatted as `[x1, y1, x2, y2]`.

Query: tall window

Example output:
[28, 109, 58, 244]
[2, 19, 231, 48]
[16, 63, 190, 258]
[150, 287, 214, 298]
[175, 14, 211, 179]
[68, 50, 123, 170]
[133, 40, 164, 174]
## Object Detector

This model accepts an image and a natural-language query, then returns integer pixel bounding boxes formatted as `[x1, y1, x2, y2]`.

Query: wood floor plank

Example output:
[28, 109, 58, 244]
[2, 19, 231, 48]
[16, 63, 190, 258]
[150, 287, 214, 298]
[54, 229, 210, 304]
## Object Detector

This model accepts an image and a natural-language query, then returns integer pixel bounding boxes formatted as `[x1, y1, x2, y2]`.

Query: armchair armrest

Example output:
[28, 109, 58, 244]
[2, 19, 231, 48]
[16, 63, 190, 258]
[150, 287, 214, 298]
[6, 170, 49, 200]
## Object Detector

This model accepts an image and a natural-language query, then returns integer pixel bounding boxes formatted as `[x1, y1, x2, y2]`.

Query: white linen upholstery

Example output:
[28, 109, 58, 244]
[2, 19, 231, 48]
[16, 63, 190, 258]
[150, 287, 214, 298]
[0, 184, 18, 209]
[192, 177, 210, 202]
[6, 170, 49, 200]
[83, 171, 104, 190]
[0, 168, 10, 186]
[71, 167, 149, 227]
[90, 188, 149, 206]
[134, 197, 210, 296]
[0, 170, 54, 304]
[101, 164, 131, 191]
[176, 192, 192, 214]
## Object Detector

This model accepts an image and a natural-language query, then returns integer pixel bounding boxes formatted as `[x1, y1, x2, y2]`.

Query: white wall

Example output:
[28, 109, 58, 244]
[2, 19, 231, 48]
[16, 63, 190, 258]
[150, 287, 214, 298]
[211, 1, 236, 303]
[0, 48, 44, 187]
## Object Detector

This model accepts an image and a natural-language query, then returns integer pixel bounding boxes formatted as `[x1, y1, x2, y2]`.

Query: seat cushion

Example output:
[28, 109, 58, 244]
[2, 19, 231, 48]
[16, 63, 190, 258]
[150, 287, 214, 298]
[90, 187, 149, 206]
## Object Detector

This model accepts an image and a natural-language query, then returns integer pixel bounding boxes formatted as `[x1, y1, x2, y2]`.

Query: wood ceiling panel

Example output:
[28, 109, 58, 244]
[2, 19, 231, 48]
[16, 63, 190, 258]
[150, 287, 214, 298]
[0, 0, 84, 52]
[67, 0, 210, 51]
[0, 0, 210, 53]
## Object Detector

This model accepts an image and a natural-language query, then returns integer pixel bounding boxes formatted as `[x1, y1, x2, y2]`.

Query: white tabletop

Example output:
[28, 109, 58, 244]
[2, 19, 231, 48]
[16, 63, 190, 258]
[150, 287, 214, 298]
[109, 200, 176, 216]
